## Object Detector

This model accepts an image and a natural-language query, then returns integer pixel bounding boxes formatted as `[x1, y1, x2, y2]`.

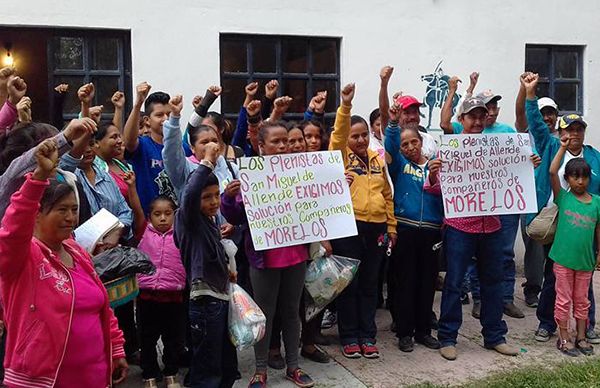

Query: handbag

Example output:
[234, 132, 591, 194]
[526, 205, 558, 245]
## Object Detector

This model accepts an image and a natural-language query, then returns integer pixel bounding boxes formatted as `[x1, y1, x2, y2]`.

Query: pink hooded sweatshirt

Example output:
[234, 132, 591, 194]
[0, 174, 125, 388]
[137, 224, 186, 291]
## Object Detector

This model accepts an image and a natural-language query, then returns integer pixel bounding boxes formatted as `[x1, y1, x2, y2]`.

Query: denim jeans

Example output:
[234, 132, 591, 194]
[189, 297, 239, 388]
[467, 214, 520, 304]
[438, 226, 508, 348]
[331, 221, 386, 345]
[520, 215, 545, 296]
[536, 247, 596, 333]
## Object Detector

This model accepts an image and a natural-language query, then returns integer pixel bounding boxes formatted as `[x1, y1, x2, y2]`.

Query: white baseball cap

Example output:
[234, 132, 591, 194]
[538, 97, 558, 112]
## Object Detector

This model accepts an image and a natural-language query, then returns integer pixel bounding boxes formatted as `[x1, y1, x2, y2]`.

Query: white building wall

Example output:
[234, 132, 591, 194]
[2, 0, 600, 143]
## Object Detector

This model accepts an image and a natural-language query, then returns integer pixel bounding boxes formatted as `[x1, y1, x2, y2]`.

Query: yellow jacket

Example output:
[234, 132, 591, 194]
[329, 103, 396, 234]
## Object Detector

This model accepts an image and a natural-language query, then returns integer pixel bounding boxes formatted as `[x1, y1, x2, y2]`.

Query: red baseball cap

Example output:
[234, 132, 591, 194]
[395, 95, 423, 110]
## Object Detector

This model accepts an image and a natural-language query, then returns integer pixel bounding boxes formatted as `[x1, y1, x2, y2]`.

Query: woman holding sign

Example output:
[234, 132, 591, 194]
[384, 103, 444, 353]
[428, 97, 519, 361]
[328, 83, 397, 359]
[221, 118, 315, 388]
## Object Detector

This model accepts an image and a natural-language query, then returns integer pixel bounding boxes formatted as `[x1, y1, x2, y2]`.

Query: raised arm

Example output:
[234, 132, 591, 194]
[522, 73, 552, 152]
[51, 84, 69, 128]
[123, 82, 151, 153]
[441, 76, 461, 134]
[306, 91, 327, 124]
[0, 139, 56, 280]
[0, 75, 27, 133]
[515, 72, 531, 132]
[269, 96, 292, 122]
[111, 91, 125, 131]
[121, 170, 146, 241]
[77, 83, 94, 119]
[328, 83, 355, 152]
[550, 134, 569, 199]
[246, 100, 262, 155]
[379, 66, 393, 130]
[384, 103, 405, 176]
[261, 80, 278, 119]
[161, 95, 189, 197]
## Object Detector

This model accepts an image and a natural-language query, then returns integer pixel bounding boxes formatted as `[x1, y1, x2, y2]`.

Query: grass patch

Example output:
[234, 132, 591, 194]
[408, 357, 600, 388]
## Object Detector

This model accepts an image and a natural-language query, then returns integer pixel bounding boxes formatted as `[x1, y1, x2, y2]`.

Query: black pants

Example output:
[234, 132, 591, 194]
[189, 297, 239, 388]
[114, 300, 139, 357]
[391, 226, 440, 338]
[137, 298, 186, 379]
[331, 221, 386, 345]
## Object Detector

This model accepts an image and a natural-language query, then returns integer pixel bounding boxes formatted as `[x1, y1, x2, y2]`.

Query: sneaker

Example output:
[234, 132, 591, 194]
[165, 376, 182, 388]
[471, 302, 481, 319]
[535, 328, 552, 342]
[585, 329, 600, 344]
[143, 379, 158, 388]
[285, 368, 314, 388]
[439, 345, 457, 360]
[576, 339, 595, 356]
[460, 293, 470, 305]
[342, 343, 361, 358]
[321, 310, 337, 329]
[504, 303, 525, 319]
[248, 372, 267, 388]
[360, 342, 380, 359]
[398, 336, 414, 352]
[267, 351, 285, 370]
[301, 346, 331, 363]
[415, 334, 441, 350]
[525, 293, 539, 308]
[493, 343, 519, 356]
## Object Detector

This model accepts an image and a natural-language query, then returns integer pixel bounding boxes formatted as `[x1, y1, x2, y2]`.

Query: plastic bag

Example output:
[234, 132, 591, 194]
[228, 283, 266, 350]
[304, 255, 360, 321]
[93, 246, 156, 282]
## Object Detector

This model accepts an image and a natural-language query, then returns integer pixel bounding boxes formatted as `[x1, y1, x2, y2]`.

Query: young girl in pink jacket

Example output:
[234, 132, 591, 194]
[0, 138, 128, 388]
[136, 195, 187, 388]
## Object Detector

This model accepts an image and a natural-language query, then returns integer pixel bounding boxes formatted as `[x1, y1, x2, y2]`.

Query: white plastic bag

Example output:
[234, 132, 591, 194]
[228, 283, 266, 350]
[304, 255, 360, 321]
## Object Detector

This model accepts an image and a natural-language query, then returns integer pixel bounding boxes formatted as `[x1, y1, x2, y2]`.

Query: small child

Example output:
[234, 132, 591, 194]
[549, 133, 600, 357]
[175, 142, 239, 387]
[137, 196, 187, 388]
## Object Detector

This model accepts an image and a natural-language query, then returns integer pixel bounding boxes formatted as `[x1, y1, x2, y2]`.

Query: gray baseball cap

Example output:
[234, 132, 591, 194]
[475, 90, 502, 105]
[460, 97, 489, 115]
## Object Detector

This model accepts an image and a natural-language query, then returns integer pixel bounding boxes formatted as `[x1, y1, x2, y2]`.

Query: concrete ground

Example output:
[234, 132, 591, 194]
[121, 275, 600, 388]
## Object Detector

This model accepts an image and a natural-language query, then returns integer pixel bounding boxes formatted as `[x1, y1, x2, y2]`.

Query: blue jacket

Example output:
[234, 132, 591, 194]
[384, 123, 443, 229]
[525, 98, 600, 224]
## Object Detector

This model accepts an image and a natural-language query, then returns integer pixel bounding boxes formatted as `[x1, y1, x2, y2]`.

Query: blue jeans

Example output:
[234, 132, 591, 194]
[467, 214, 520, 304]
[189, 297, 239, 388]
[536, 246, 596, 333]
[438, 226, 508, 348]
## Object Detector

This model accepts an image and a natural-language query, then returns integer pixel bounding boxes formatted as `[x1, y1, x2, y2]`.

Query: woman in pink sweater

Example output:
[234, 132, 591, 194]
[0, 138, 128, 388]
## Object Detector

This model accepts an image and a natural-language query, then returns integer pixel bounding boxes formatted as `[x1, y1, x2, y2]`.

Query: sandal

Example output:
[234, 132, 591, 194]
[556, 338, 579, 357]
[576, 339, 595, 356]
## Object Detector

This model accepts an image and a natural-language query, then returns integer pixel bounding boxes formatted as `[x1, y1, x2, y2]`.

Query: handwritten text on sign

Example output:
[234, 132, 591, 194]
[438, 133, 537, 218]
[238, 151, 357, 250]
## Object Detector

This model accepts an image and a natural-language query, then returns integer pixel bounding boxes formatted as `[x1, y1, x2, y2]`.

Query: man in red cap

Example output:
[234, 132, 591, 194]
[393, 94, 438, 159]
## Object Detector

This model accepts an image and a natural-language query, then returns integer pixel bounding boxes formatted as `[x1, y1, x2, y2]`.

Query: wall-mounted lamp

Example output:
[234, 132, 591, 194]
[3, 43, 14, 67]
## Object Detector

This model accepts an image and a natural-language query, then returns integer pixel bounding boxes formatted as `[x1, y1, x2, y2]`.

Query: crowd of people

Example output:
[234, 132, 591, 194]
[0, 61, 598, 388]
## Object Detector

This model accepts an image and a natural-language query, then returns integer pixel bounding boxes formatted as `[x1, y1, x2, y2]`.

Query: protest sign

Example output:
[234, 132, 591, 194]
[438, 133, 537, 218]
[237, 151, 357, 250]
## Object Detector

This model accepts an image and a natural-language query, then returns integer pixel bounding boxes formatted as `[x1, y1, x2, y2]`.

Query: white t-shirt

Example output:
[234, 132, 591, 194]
[546, 149, 582, 207]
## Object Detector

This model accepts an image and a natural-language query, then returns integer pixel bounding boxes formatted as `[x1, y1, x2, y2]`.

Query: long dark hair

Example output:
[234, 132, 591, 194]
[0, 122, 58, 175]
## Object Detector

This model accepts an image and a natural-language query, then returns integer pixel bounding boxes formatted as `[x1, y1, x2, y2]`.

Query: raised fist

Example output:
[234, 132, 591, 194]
[341, 83, 356, 105]
[111, 91, 125, 109]
[265, 80, 279, 99]
[169, 94, 184, 117]
[77, 83, 94, 104]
